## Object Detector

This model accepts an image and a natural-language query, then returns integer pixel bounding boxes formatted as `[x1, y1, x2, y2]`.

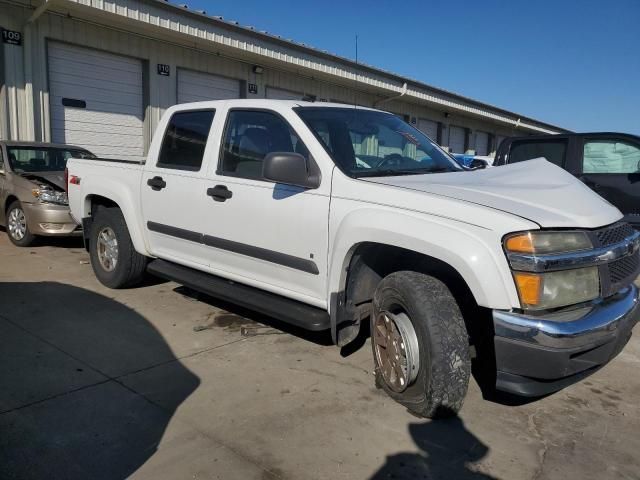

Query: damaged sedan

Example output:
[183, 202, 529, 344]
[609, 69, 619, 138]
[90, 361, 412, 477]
[0, 142, 95, 246]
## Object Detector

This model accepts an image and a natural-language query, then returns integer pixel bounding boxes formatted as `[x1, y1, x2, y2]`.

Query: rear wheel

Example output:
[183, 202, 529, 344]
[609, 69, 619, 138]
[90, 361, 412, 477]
[371, 271, 471, 418]
[89, 206, 147, 288]
[6, 201, 36, 247]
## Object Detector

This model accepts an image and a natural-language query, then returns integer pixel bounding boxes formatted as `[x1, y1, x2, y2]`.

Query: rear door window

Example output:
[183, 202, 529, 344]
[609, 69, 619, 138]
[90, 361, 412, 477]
[508, 140, 568, 167]
[157, 110, 215, 171]
[582, 139, 640, 174]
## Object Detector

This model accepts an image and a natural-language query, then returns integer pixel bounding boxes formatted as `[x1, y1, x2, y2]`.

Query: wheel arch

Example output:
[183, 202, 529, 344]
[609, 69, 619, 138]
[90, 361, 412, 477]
[4, 194, 19, 212]
[327, 210, 519, 345]
[82, 192, 148, 255]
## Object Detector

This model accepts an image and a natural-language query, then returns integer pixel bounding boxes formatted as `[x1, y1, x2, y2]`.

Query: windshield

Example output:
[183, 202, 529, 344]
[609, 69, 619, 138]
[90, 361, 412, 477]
[7, 146, 95, 173]
[295, 107, 462, 177]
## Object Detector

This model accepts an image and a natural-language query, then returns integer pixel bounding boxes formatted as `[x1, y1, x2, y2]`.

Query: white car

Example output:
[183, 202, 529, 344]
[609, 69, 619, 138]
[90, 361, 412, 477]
[67, 100, 640, 418]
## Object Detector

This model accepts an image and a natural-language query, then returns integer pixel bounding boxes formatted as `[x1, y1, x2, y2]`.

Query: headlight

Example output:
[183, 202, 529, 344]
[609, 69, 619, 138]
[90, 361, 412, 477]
[512, 268, 600, 310]
[505, 231, 592, 254]
[505, 231, 599, 310]
[32, 187, 68, 205]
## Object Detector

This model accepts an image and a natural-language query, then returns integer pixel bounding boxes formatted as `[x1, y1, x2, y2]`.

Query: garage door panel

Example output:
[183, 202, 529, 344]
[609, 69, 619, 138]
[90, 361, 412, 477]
[417, 119, 438, 141]
[50, 107, 142, 130]
[48, 44, 142, 73]
[449, 126, 466, 153]
[48, 55, 141, 77]
[475, 131, 489, 156]
[48, 42, 144, 161]
[51, 119, 141, 136]
[52, 129, 144, 150]
[177, 69, 240, 104]
[50, 82, 143, 107]
[48, 68, 142, 93]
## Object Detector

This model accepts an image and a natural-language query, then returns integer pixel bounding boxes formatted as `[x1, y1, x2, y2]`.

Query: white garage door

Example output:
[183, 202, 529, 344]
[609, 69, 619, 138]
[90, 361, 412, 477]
[417, 119, 438, 142]
[48, 42, 144, 162]
[475, 131, 490, 155]
[177, 69, 241, 104]
[265, 87, 304, 100]
[448, 126, 466, 153]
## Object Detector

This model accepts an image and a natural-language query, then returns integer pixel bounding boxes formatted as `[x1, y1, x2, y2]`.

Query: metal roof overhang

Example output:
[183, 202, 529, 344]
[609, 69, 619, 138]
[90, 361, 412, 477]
[19, 0, 566, 134]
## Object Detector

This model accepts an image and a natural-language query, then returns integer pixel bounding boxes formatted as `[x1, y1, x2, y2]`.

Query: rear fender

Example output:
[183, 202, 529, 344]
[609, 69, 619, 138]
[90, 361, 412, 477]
[79, 180, 149, 255]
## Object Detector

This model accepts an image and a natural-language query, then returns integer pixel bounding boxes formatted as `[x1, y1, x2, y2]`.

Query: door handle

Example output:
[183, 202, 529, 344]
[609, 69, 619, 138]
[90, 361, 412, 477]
[207, 185, 233, 202]
[147, 176, 166, 191]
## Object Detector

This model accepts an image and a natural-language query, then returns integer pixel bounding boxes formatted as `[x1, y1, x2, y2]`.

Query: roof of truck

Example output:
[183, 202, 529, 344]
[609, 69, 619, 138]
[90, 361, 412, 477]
[172, 98, 380, 111]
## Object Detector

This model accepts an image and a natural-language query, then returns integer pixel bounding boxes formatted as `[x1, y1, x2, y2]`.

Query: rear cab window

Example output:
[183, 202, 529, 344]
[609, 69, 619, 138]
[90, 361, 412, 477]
[507, 139, 568, 167]
[582, 139, 640, 174]
[157, 110, 215, 171]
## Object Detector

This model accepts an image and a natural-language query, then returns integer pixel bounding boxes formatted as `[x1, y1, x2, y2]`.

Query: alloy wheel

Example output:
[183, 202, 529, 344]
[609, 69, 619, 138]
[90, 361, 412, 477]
[7, 207, 27, 241]
[96, 226, 119, 272]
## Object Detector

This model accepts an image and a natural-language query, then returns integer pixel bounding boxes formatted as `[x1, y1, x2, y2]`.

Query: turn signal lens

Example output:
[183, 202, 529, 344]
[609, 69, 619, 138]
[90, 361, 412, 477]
[513, 272, 542, 306]
[505, 233, 534, 253]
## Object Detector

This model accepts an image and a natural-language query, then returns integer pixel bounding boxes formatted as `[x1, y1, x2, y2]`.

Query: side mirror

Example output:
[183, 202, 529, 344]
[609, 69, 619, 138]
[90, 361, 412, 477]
[470, 158, 488, 170]
[263, 152, 321, 189]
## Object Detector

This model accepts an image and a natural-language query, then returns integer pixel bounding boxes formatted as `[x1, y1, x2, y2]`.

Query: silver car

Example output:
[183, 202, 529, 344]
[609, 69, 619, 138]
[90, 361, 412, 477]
[0, 141, 96, 246]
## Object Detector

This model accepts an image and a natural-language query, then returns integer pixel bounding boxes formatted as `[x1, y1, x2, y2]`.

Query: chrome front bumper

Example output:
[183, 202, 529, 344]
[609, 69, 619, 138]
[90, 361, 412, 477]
[492, 285, 640, 396]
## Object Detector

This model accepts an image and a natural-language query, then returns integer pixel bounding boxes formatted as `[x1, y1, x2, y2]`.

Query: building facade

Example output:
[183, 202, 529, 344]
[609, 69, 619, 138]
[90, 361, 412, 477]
[0, 0, 568, 161]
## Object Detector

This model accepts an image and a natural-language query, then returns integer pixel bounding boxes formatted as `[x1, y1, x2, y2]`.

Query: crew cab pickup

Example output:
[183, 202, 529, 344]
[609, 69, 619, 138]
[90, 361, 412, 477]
[494, 132, 640, 228]
[67, 100, 640, 418]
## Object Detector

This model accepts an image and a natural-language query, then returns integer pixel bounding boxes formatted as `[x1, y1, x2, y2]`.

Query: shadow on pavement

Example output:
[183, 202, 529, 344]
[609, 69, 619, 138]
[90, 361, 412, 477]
[370, 416, 498, 480]
[174, 285, 334, 346]
[0, 282, 200, 480]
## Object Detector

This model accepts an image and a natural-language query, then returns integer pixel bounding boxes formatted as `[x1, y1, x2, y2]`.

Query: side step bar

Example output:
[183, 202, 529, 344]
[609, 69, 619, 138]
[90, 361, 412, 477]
[147, 259, 331, 331]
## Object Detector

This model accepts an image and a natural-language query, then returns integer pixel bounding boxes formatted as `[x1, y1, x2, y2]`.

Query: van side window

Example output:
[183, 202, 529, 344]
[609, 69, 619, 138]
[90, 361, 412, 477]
[157, 110, 215, 171]
[220, 110, 308, 180]
[508, 140, 567, 167]
[0, 148, 4, 172]
[583, 140, 640, 174]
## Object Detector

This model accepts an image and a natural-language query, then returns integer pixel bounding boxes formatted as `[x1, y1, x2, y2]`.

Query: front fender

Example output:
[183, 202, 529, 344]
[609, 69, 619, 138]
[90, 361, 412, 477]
[328, 208, 525, 313]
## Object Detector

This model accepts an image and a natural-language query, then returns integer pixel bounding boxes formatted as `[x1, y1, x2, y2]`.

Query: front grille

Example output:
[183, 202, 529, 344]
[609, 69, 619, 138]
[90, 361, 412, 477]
[594, 222, 635, 247]
[609, 254, 640, 284]
[593, 223, 640, 298]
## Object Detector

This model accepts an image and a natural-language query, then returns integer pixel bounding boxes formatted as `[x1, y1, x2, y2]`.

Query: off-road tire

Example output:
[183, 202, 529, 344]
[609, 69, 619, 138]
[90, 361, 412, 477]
[89, 206, 147, 288]
[6, 201, 36, 247]
[371, 271, 471, 418]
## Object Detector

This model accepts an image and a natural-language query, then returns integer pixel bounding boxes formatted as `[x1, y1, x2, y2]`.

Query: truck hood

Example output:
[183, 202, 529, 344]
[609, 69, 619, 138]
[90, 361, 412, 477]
[362, 158, 622, 229]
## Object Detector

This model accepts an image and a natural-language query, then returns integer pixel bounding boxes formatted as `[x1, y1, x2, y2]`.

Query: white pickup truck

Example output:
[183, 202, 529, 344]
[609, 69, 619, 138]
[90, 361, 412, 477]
[67, 100, 640, 418]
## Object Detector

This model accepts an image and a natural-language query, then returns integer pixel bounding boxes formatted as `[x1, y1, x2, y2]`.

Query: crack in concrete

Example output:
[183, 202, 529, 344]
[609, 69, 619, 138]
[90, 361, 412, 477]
[527, 408, 549, 480]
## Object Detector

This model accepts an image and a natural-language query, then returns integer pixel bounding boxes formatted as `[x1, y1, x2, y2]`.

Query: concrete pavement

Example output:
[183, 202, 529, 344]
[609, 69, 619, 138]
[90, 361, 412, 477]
[1, 232, 639, 479]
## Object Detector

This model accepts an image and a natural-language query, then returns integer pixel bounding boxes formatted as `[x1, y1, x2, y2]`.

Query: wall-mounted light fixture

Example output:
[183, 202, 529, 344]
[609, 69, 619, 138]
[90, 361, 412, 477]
[444, 112, 450, 118]
[252, 65, 264, 74]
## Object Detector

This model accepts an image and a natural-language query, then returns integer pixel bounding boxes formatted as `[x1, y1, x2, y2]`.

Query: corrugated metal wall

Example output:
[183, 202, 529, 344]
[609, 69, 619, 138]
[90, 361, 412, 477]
[0, 1, 530, 154]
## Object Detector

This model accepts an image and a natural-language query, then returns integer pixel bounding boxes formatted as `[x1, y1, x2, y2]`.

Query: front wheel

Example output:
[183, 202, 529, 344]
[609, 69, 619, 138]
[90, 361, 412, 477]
[6, 201, 36, 247]
[371, 271, 471, 418]
[89, 206, 147, 288]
